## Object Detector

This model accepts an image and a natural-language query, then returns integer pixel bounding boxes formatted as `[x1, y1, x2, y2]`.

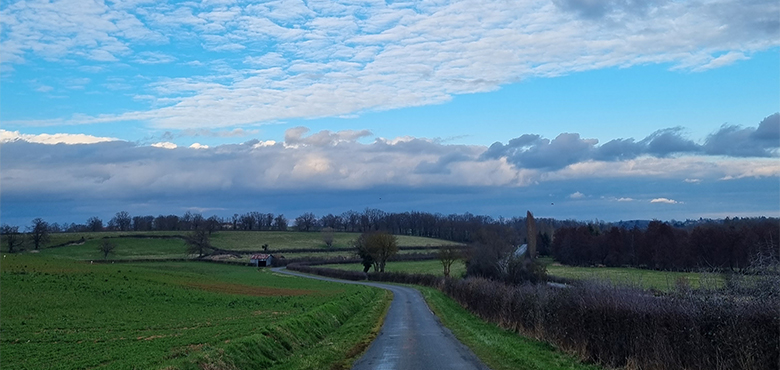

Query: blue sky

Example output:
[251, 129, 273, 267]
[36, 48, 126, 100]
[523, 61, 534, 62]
[1, 0, 779, 226]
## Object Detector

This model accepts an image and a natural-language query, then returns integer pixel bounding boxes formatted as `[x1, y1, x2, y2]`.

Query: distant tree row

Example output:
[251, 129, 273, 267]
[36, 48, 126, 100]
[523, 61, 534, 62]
[551, 218, 779, 271]
[4, 208, 777, 274]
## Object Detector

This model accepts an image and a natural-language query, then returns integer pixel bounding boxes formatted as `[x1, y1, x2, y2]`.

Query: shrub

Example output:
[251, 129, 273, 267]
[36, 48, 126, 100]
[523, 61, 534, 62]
[293, 264, 779, 370]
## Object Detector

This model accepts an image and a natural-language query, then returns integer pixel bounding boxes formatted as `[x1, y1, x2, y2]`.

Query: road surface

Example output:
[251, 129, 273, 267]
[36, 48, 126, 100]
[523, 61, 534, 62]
[273, 268, 491, 370]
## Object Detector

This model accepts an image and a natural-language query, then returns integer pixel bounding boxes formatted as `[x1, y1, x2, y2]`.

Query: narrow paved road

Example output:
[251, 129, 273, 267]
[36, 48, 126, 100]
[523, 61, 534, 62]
[273, 268, 490, 370]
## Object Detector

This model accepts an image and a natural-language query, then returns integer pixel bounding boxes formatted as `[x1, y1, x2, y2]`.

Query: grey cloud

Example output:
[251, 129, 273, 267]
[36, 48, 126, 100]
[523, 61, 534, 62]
[482, 133, 598, 170]
[0, 128, 494, 202]
[486, 114, 778, 170]
[413, 152, 471, 175]
[2, 120, 777, 209]
[553, 0, 665, 19]
[284, 126, 373, 146]
[594, 138, 644, 161]
[703, 113, 780, 157]
[639, 128, 700, 157]
[180, 128, 259, 138]
[752, 113, 780, 141]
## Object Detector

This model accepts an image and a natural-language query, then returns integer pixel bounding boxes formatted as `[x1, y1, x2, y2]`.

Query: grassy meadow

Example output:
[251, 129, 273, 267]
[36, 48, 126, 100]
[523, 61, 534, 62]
[208, 231, 456, 251]
[19, 231, 459, 261]
[1, 254, 390, 369]
[539, 257, 725, 291]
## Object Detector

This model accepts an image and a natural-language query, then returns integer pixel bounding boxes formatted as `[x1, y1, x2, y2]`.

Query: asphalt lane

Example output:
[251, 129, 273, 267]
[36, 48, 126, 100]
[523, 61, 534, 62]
[273, 268, 491, 370]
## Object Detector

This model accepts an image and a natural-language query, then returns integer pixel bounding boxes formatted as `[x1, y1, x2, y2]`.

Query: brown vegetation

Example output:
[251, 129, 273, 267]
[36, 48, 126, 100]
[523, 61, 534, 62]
[184, 281, 314, 297]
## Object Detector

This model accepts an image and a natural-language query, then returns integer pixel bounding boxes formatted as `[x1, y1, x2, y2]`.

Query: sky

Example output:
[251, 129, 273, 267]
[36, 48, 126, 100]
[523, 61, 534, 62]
[1, 0, 779, 227]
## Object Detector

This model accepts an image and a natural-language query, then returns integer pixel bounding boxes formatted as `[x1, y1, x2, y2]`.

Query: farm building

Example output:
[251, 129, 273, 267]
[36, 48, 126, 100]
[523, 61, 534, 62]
[250, 254, 273, 267]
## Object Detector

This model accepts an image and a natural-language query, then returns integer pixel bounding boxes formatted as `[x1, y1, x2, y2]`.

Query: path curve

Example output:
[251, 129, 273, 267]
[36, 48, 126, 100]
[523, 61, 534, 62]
[273, 267, 490, 370]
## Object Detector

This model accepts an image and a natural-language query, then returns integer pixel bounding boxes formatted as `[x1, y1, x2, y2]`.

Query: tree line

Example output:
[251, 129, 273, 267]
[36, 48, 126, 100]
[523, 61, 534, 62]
[550, 218, 779, 271]
[3, 208, 777, 274]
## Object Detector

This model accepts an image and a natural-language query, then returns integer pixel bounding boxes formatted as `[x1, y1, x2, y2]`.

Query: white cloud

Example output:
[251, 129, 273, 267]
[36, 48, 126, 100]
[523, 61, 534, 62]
[692, 52, 750, 72]
[684, 178, 701, 183]
[151, 141, 177, 149]
[2, 0, 777, 129]
[569, 191, 585, 199]
[0, 129, 118, 145]
[252, 140, 276, 148]
[189, 143, 209, 149]
[650, 198, 682, 204]
[133, 51, 176, 64]
[243, 52, 287, 67]
[616, 197, 634, 202]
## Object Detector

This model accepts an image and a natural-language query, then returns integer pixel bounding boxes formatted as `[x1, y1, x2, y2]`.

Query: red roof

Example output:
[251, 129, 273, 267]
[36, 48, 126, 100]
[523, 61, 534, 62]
[250, 254, 271, 260]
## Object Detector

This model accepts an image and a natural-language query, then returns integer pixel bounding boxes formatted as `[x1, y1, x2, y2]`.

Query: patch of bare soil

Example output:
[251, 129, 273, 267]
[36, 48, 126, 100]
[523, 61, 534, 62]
[184, 281, 314, 297]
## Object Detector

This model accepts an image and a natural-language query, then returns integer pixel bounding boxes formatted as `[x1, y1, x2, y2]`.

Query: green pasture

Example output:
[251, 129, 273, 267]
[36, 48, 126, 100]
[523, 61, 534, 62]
[38, 237, 188, 260]
[209, 231, 457, 251]
[46, 231, 184, 246]
[539, 258, 724, 291]
[8, 231, 459, 260]
[0, 254, 389, 369]
[320, 259, 467, 277]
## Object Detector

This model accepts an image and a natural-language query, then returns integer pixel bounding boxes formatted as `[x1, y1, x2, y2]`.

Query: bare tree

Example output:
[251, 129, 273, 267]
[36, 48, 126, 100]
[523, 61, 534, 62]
[273, 214, 288, 231]
[295, 212, 317, 232]
[98, 240, 116, 259]
[87, 217, 103, 232]
[205, 216, 221, 235]
[29, 218, 50, 250]
[111, 211, 132, 231]
[355, 232, 398, 272]
[1, 225, 24, 253]
[321, 227, 335, 248]
[354, 233, 374, 273]
[184, 229, 213, 258]
[438, 246, 461, 277]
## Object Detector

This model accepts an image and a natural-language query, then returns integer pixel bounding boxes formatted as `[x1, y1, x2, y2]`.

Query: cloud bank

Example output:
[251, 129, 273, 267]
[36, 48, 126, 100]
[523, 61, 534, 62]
[483, 114, 780, 170]
[2, 115, 777, 204]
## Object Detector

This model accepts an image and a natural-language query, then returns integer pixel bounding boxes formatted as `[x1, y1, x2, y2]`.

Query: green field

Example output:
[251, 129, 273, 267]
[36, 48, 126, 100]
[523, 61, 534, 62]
[0, 254, 390, 369]
[540, 258, 725, 291]
[15, 231, 459, 261]
[208, 231, 458, 251]
[39, 237, 188, 260]
[320, 259, 468, 277]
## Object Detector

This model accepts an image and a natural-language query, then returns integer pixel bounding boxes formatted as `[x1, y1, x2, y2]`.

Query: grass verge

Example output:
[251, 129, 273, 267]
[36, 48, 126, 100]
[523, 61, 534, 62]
[170, 289, 393, 370]
[416, 286, 601, 370]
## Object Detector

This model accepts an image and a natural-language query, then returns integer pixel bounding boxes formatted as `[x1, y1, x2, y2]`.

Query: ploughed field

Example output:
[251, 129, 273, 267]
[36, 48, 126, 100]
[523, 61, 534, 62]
[0, 254, 390, 369]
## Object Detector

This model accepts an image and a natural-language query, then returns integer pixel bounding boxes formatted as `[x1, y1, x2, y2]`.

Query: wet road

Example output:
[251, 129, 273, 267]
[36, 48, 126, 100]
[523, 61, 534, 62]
[273, 268, 490, 370]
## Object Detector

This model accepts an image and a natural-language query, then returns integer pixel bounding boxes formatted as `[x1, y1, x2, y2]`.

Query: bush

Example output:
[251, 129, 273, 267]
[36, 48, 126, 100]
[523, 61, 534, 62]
[291, 259, 779, 370]
[441, 278, 779, 370]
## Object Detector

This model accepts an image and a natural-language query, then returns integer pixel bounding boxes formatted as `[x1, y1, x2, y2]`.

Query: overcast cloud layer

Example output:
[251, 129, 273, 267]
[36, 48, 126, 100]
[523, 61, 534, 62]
[2, 0, 778, 128]
[2, 115, 778, 219]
